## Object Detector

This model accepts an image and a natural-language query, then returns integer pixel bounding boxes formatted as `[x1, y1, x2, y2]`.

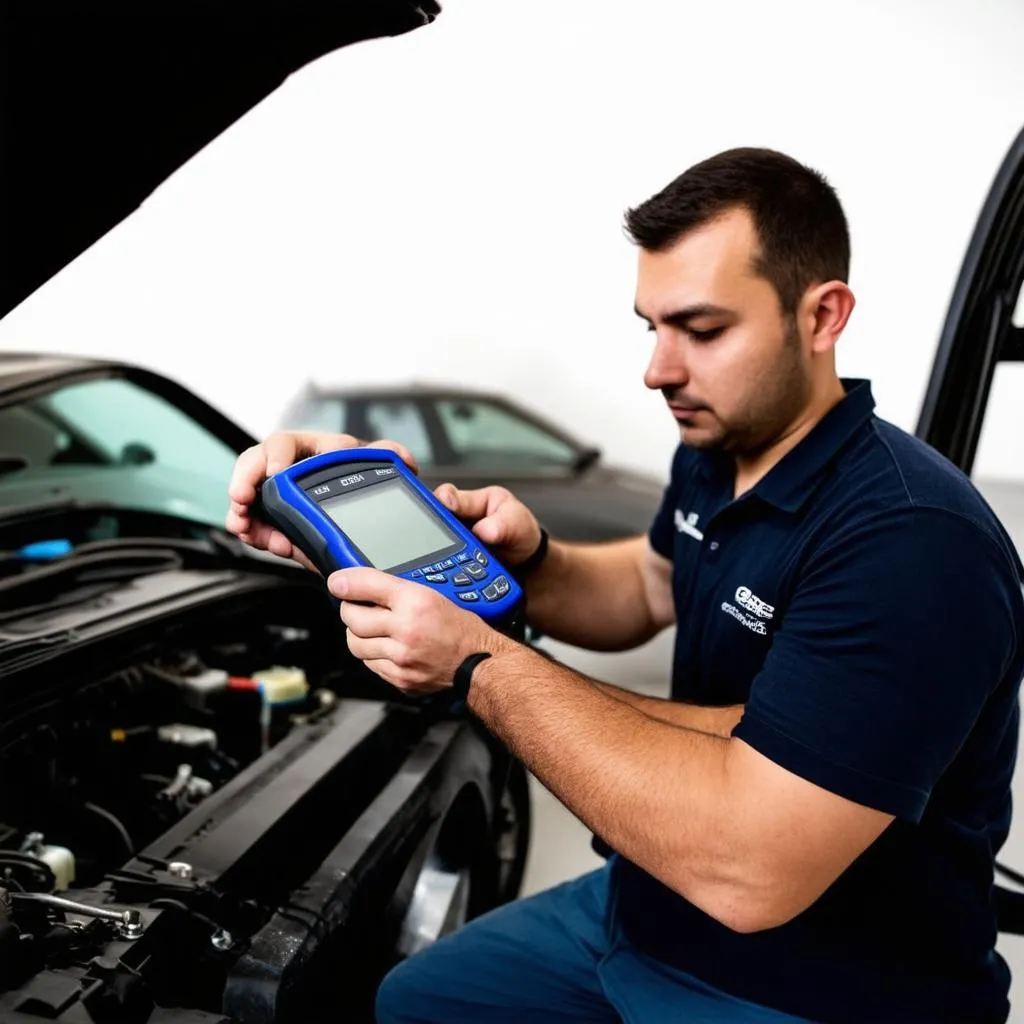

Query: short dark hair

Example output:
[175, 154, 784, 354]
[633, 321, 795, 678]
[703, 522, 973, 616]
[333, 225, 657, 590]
[624, 147, 850, 316]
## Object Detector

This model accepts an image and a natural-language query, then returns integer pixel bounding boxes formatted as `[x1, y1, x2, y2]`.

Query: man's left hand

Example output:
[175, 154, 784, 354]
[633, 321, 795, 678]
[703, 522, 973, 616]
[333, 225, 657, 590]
[328, 568, 507, 695]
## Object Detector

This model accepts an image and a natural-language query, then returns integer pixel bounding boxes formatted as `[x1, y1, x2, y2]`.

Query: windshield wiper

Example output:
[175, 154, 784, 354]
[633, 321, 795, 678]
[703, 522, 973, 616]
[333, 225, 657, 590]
[0, 544, 185, 608]
[0, 496, 98, 526]
[0, 456, 29, 478]
[0, 533, 257, 611]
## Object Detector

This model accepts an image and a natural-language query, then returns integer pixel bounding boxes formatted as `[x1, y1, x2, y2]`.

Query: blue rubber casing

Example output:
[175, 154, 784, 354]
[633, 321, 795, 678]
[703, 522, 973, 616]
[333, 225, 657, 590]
[258, 448, 524, 626]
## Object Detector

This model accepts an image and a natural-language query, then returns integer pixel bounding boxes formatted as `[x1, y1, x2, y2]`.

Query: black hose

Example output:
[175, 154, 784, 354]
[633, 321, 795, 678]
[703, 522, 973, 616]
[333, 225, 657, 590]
[82, 802, 135, 858]
[148, 898, 222, 935]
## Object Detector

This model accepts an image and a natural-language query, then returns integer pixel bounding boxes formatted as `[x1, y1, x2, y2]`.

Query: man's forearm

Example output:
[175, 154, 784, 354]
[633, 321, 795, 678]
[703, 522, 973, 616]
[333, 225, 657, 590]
[470, 638, 747, 916]
[522, 536, 662, 651]
[595, 682, 744, 737]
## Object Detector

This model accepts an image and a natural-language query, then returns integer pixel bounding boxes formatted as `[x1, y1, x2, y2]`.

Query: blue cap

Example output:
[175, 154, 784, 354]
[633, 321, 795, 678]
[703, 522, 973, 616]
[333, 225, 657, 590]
[18, 539, 73, 560]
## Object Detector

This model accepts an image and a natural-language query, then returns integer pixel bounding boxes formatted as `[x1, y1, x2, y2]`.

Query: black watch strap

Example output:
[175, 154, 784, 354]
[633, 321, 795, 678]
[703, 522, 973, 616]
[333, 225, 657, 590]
[511, 527, 549, 581]
[453, 651, 493, 701]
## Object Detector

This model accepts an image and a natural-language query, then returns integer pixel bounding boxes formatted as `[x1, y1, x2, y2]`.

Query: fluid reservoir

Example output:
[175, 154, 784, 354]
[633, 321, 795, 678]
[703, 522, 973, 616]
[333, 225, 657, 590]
[20, 833, 76, 892]
[252, 666, 309, 705]
[229, 667, 310, 754]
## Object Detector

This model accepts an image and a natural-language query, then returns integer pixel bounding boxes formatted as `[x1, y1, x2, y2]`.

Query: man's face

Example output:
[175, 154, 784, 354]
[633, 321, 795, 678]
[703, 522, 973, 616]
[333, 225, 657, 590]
[634, 206, 811, 455]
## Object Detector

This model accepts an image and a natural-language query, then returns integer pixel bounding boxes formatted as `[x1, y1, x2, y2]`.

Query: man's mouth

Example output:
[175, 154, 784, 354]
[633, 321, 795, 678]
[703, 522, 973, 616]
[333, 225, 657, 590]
[667, 401, 707, 419]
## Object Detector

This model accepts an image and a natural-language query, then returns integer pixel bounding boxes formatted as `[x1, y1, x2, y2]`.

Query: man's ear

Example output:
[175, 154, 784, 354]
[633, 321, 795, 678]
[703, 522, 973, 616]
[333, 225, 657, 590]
[801, 281, 855, 354]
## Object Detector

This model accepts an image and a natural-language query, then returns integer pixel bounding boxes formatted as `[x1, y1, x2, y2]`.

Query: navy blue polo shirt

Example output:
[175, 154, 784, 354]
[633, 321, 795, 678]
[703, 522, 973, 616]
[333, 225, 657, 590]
[611, 379, 1024, 1023]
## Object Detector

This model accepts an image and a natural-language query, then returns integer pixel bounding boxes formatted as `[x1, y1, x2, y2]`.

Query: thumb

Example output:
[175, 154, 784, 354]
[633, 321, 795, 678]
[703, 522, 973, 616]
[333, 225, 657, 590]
[434, 483, 460, 513]
[473, 516, 506, 546]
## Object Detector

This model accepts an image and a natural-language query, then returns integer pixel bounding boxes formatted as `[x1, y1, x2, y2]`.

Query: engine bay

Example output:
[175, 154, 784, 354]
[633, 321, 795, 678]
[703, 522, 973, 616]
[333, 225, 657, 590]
[0, 634, 339, 897]
[0, 571, 482, 1023]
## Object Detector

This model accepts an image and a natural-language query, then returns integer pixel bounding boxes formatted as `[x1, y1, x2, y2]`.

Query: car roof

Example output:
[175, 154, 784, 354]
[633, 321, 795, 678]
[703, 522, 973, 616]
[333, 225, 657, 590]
[305, 381, 508, 402]
[0, 2, 440, 319]
[0, 351, 113, 393]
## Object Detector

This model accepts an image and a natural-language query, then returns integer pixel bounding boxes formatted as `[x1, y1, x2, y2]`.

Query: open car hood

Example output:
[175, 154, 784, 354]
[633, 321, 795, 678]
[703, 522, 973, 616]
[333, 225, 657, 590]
[916, 123, 1024, 473]
[0, 1, 440, 319]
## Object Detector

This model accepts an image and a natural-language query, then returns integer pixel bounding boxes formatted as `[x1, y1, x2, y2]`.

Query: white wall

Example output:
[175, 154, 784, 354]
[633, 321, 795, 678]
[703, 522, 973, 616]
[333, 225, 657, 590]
[2, 0, 1023, 481]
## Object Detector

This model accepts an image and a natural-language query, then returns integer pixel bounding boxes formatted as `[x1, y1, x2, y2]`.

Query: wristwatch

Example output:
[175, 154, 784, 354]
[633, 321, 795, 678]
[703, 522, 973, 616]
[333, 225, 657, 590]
[453, 651, 493, 701]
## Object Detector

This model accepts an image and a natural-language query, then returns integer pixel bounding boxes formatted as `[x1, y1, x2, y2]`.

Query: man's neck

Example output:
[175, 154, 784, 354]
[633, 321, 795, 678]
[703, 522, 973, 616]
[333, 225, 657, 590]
[733, 377, 847, 499]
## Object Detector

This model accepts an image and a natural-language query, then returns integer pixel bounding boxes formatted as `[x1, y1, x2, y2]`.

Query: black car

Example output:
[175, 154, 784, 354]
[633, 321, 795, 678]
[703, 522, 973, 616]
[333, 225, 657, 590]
[279, 384, 665, 544]
[0, 5, 531, 1023]
[0, 352, 533, 1024]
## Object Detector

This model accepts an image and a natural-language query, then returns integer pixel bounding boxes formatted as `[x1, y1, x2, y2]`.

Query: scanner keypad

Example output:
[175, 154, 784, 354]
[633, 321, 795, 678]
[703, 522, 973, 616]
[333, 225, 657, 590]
[410, 551, 507, 602]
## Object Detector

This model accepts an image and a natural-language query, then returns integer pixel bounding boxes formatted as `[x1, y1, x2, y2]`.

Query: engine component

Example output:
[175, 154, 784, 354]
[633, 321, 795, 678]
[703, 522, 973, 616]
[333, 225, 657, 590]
[229, 666, 311, 753]
[11, 891, 145, 939]
[0, 850, 56, 892]
[19, 832, 76, 892]
[157, 765, 213, 815]
[147, 656, 229, 710]
[158, 724, 218, 750]
[251, 666, 309, 706]
[177, 667, 229, 709]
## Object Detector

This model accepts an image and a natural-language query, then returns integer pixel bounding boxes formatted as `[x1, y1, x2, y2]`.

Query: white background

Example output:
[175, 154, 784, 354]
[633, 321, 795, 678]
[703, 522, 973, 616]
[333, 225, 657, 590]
[1, 0, 1023, 481]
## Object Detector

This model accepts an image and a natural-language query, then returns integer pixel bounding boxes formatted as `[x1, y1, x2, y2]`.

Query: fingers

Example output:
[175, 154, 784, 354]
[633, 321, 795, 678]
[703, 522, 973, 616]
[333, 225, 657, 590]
[328, 567, 403, 608]
[339, 601, 391, 637]
[229, 432, 416, 510]
[224, 503, 250, 538]
[228, 442, 275, 506]
[227, 431, 420, 574]
[434, 483, 503, 522]
[346, 633, 403, 664]
[290, 547, 319, 574]
[369, 439, 420, 476]
[435, 484, 528, 550]
[265, 529, 296, 560]
[471, 513, 512, 548]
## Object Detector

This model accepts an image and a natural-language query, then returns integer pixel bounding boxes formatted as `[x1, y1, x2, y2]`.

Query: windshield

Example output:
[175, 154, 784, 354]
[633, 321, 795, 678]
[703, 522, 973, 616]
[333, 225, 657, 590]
[0, 377, 237, 529]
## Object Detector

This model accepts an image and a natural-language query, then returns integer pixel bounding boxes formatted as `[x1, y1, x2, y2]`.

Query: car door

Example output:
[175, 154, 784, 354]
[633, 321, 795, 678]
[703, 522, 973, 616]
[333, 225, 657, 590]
[916, 124, 1024, 946]
[915, 124, 1024, 566]
[916, 122, 1024, 493]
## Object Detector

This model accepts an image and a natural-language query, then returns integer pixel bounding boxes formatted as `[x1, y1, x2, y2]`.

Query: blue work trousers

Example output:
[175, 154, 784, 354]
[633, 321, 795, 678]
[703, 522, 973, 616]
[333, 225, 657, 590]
[375, 863, 810, 1023]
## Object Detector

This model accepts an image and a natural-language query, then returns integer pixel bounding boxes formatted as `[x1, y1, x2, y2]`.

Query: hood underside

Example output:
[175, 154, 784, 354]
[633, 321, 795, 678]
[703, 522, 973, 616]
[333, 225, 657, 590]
[0, 1, 440, 319]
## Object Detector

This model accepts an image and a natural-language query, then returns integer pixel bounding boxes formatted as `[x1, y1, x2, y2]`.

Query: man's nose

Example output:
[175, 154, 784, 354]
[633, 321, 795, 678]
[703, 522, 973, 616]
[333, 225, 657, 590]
[643, 333, 688, 391]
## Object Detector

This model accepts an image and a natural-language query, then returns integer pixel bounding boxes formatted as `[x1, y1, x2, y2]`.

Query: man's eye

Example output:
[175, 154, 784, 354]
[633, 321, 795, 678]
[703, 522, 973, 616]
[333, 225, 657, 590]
[689, 327, 724, 343]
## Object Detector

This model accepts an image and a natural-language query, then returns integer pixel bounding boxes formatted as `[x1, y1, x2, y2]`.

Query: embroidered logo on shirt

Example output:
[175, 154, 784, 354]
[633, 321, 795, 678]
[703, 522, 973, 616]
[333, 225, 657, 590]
[734, 586, 775, 620]
[721, 601, 768, 635]
[674, 509, 704, 541]
[721, 586, 775, 636]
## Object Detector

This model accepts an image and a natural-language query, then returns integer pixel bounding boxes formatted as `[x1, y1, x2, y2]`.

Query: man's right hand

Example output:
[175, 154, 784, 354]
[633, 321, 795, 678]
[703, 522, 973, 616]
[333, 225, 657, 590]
[225, 430, 419, 569]
[433, 483, 544, 570]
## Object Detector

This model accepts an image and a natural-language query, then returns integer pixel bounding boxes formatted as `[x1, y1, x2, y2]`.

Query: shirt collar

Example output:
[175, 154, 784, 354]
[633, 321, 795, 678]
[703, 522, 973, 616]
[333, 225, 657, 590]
[695, 378, 876, 514]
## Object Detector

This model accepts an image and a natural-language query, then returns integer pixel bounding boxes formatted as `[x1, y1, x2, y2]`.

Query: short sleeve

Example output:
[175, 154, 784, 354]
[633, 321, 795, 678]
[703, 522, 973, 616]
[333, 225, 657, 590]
[732, 508, 1024, 822]
[648, 446, 689, 559]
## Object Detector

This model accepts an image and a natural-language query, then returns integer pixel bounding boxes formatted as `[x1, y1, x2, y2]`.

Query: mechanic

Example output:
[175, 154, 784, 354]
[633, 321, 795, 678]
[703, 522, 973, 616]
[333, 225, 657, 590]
[226, 148, 1024, 1023]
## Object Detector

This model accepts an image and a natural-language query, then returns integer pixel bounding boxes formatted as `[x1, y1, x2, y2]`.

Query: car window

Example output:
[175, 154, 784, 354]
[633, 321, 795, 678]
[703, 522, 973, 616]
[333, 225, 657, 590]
[283, 395, 347, 434]
[973, 359, 1024, 559]
[435, 399, 577, 471]
[44, 379, 234, 476]
[0, 377, 238, 528]
[364, 400, 434, 464]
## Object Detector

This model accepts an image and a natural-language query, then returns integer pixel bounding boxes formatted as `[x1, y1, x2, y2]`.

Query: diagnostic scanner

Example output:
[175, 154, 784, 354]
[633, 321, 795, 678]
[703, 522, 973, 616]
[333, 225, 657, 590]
[257, 448, 525, 628]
